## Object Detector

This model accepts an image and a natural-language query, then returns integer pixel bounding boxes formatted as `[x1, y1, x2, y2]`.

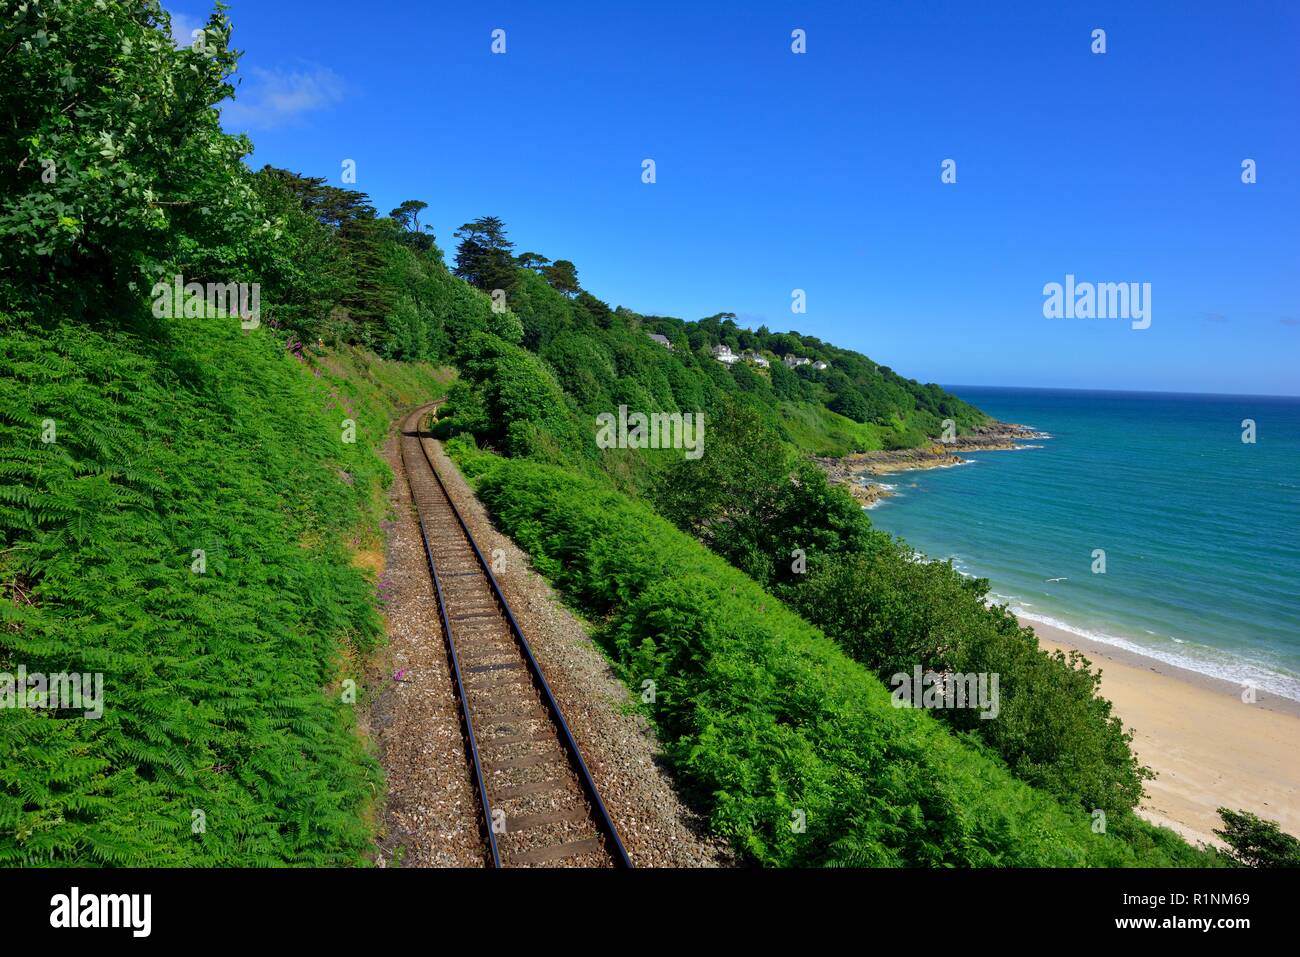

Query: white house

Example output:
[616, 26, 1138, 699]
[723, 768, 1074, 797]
[712, 344, 740, 364]
[813, 360, 829, 370]
[647, 333, 673, 349]
[783, 354, 812, 368]
[741, 351, 770, 368]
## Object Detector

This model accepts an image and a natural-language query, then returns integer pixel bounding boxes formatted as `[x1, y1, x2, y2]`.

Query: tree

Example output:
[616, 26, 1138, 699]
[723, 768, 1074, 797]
[541, 259, 580, 296]
[0, 0, 258, 316]
[248, 168, 350, 339]
[389, 200, 426, 233]
[516, 251, 551, 271]
[1215, 809, 1300, 867]
[653, 398, 806, 580]
[829, 386, 871, 422]
[780, 541, 1152, 818]
[389, 200, 436, 253]
[454, 216, 517, 295]
[652, 391, 879, 587]
[769, 333, 803, 356]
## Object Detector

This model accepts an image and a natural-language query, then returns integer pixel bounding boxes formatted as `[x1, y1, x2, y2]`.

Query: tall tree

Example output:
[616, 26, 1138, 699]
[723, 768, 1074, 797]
[389, 200, 437, 253]
[454, 216, 517, 294]
[516, 251, 551, 271]
[541, 259, 580, 296]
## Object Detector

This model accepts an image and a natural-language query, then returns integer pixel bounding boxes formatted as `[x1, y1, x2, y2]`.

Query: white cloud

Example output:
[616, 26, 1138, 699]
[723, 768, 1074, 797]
[222, 66, 346, 131]
[168, 11, 203, 48]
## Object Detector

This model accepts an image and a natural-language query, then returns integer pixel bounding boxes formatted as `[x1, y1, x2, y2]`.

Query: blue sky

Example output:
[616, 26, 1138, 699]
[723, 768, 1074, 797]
[168, 1, 1298, 395]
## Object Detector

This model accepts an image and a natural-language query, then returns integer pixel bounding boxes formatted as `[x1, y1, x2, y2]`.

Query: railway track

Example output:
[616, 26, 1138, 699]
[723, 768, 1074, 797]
[398, 405, 632, 868]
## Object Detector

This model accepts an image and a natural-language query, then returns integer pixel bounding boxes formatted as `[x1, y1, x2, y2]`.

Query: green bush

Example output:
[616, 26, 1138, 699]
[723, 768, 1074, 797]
[449, 332, 587, 460]
[781, 544, 1151, 818]
[1214, 808, 1300, 868]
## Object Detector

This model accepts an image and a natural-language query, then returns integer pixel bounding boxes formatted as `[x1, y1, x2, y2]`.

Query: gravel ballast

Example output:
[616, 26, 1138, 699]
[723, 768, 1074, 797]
[369, 408, 731, 867]
[365, 421, 483, 868]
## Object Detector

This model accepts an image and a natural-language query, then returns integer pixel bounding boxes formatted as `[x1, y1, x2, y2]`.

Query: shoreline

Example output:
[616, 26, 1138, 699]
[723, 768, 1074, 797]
[1027, 615, 1300, 847]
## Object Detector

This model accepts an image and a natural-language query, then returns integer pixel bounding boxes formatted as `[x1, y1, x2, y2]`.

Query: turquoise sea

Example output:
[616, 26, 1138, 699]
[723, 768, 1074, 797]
[865, 386, 1300, 700]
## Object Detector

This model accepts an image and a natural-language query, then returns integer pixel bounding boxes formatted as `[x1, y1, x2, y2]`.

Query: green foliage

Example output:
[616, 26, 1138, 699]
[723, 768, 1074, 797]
[775, 401, 884, 456]
[781, 546, 1151, 818]
[540, 259, 580, 296]
[447, 332, 586, 461]
[432, 222, 983, 496]
[388, 200, 439, 256]
[251, 168, 465, 360]
[246, 171, 352, 342]
[448, 445, 1212, 868]
[0, 313, 446, 865]
[653, 399, 873, 584]
[1214, 808, 1300, 868]
[647, 392, 1151, 822]
[0, 1, 260, 316]
[454, 216, 518, 296]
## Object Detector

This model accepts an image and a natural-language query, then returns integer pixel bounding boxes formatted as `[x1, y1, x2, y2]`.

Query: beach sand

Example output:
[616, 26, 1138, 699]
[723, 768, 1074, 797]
[1026, 616, 1300, 848]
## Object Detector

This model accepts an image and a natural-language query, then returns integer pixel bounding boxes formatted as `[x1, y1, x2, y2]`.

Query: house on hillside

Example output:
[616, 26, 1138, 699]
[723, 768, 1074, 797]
[783, 354, 812, 368]
[741, 351, 770, 368]
[647, 333, 673, 349]
[813, 360, 829, 371]
[712, 344, 739, 364]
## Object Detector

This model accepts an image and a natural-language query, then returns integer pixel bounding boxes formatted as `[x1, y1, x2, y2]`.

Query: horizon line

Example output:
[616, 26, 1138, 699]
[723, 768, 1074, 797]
[944, 383, 1300, 401]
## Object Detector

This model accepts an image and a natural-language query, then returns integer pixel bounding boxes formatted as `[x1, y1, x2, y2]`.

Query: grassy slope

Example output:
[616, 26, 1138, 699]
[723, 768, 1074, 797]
[0, 313, 445, 865]
[776, 401, 886, 456]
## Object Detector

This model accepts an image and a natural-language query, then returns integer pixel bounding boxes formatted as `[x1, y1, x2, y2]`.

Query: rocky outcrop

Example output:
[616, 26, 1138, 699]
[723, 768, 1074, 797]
[816, 421, 1048, 501]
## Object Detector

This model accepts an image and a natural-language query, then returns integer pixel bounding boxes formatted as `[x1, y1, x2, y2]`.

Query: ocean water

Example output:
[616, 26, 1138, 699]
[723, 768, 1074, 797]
[864, 386, 1300, 700]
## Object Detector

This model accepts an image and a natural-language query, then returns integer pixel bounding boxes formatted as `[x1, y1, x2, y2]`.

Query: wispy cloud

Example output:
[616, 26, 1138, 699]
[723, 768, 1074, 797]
[1281, 317, 1298, 327]
[168, 11, 203, 48]
[1204, 311, 1227, 323]
[222, 66, 346, 131]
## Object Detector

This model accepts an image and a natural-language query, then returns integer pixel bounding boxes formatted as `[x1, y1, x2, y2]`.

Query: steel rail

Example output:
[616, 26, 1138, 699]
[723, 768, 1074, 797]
[402, 405, 632, 868]
[400, 409, 501, 866]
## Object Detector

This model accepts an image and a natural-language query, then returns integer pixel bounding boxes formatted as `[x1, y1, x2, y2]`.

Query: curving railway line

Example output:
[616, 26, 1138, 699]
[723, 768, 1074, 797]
[398, 405, 632, 868]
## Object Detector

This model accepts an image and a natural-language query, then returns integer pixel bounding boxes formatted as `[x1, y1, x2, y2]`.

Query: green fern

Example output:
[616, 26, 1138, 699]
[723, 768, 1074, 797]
[1, 317, 441, 866]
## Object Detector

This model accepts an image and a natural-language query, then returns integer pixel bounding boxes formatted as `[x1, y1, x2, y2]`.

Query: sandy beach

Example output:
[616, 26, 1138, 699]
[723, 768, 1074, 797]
[1026, 615, 1300, 848]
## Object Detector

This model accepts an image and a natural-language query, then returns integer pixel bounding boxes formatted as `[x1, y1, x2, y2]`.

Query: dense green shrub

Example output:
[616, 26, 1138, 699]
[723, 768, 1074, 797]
[1215, 808, 1300, 867]
[782, 547, 1150, 818]
[653, 399, 873, 584]
[448, 332, 586, 460]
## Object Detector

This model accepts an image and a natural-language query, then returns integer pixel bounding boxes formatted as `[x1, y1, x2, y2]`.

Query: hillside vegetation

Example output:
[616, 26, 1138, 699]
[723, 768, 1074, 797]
[0, 312, 446, 864]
